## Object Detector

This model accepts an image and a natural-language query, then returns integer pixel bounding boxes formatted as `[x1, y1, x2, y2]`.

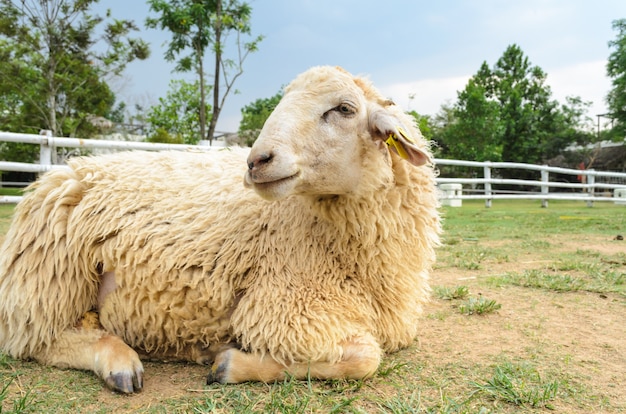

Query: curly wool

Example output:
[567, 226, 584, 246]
[0, 69, 440, 368]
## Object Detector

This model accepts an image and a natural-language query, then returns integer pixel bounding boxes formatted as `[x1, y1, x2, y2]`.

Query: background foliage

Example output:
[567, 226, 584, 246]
[146, 0, 263, 143]
[0, 2, 625, 170]
[0, 0, 148, 162]
[146, 79, 205, 145]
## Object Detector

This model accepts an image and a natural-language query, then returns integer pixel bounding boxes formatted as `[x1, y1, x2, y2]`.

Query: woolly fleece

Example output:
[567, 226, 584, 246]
[0, 66, 440, 370]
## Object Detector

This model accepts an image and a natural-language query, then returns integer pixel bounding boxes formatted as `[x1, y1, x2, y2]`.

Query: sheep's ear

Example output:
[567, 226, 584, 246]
[369, 106, 431, 167]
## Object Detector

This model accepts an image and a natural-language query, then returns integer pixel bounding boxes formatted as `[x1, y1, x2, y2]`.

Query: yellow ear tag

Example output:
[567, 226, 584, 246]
[386, 133, 408, 159]
[396, 126, 416, 144]
[385, 127, 415, 160]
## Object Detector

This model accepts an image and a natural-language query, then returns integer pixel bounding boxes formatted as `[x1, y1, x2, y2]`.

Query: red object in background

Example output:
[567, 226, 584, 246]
[577, 162, 586, 183]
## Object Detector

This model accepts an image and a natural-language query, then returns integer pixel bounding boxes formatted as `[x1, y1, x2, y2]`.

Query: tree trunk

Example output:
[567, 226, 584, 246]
[196, 5, 206, 144]
[207, 0, 222, 144]
[198, 49, 206, 143]
[46, 53, 58, 139]
[47, 91, 57, 137]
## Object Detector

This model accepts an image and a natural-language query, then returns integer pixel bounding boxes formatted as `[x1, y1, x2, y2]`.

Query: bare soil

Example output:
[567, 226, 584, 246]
[1, 232, 625, 412]
[418, 234, 626, 412]
[87, 234, 626, 412]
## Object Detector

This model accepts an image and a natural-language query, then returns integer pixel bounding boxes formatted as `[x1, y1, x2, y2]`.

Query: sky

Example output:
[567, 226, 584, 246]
[95, 0, 626, 134]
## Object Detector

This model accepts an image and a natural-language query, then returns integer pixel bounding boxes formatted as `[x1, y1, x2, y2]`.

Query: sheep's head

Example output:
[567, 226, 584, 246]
[244, 66, 431, 201]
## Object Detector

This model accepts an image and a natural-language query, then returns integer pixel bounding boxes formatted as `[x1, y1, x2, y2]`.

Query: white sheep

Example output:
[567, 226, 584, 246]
[0, 66, 440, 393]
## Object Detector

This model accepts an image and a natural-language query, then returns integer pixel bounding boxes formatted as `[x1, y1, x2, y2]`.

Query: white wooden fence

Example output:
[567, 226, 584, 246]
[2, 130, 626, 207]
[436, 159, 626, 207]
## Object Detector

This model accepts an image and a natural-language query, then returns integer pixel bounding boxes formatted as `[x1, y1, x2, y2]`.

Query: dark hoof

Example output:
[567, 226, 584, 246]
[206, 361, 228, 384]
[104, 369, 144, 394]
[206, 349, 232, 384]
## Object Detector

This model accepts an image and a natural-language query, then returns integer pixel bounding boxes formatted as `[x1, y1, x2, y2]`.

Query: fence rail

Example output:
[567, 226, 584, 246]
[2, 130, 626, 207]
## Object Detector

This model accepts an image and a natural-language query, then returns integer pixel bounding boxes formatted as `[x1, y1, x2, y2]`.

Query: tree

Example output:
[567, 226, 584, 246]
[146, 0, 263, 144]
[607, 18, 626, 137]
[543, 96, 594, 160]
[487, 45, 560, 165]
[238, 90, 282, 146]
[0, 0, 149, 139]
[438, 72, 504, 162]
[429, 102, 455, 157]
[407, 111, 433, 141]
[146, 79, 207, 144]
[439, 44, 591, 170]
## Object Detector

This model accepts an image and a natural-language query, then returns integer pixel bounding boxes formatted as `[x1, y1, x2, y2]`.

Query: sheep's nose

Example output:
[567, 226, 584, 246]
[247, 152, 273, 170]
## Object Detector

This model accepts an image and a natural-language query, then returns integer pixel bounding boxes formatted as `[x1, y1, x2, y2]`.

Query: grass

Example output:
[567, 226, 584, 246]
[458, 296, 502, 315]
[1, 200, 626, 413]
[441, 199, 626, 241]
[0, 187, 23, 196]
[439, 200, 626, 296]
[490, 268, 625, 295]
[470, 361, 560, 409]
[433, 285, 470, 300]
[433, 286, 501, 315]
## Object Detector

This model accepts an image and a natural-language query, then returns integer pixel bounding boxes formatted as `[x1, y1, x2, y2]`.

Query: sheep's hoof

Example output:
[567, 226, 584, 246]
[104, 368, 143, 394]
[94, 335, 144, 393]
[206, 349, 232, 384]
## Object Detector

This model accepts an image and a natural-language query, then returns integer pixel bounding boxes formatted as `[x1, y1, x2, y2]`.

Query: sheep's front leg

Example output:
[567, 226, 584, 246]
[34, 326, 144, 393]
[206, 334, 381, 384]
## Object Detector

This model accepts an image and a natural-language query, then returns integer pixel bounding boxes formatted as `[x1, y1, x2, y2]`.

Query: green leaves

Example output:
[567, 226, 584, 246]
[147, 0, 262, 141]
[434, 44, 594, 167]
[238, 90, 283, 146]
[0, 0, 149, 149]
[445, 76, 504, 162]
[146, 79, 209, 145]
[146, 0, 216, 67]
[607, 19, 626, 136]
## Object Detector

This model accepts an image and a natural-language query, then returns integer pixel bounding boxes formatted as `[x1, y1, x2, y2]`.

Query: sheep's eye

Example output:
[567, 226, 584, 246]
[336, 103, 355, 115]
[322, 103, 356, 121]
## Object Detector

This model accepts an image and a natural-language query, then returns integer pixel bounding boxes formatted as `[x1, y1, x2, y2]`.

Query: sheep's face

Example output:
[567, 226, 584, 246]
[245, 66, 430, 201]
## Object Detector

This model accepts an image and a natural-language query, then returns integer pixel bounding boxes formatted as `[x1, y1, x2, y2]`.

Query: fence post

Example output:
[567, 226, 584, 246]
[39, 129, 53, 170]
[484, 162, 492, 208]
[586, 170, 595, 208]
[541, 167, 549, 208]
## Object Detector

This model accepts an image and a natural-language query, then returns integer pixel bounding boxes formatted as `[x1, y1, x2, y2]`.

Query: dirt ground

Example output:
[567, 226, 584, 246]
[75, 234, 625, 412]
[1, 231, 625, 412]
[418, 234, 626, 412]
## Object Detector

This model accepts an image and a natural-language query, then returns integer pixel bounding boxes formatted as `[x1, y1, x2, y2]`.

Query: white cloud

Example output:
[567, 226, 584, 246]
[545, 60, 611, 117]
[380, 75, 471, 116]
[380, 60, 612, 122]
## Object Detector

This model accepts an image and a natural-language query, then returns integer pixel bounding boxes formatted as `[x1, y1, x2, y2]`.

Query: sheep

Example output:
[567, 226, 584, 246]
[0, 65, 441, 394]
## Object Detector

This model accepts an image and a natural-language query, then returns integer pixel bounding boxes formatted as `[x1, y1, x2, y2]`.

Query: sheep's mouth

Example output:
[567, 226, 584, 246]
[252, 172, 298, 188]
[246, 172, 299, 200]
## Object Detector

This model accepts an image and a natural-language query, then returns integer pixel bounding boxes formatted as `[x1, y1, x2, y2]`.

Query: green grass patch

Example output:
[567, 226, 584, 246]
[0, 187, 24, 196]
[1, 373, 40, 414]
[0, 204, 15, 237]
[490, 268, 625, 296]
[433, 285, 470, 300]
[470, 361, 560, 409]
[445, 245, 510, 270]
[458, 296, 502, 315]
[442, 200, 626, 240]
[487, 246, 626, 296]
[433, 286, 501, 316]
